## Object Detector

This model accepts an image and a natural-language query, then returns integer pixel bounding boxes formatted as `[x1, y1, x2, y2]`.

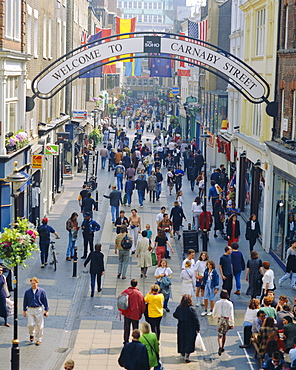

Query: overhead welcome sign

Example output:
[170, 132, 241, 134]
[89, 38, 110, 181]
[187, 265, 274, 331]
[32, 32, 270, 106]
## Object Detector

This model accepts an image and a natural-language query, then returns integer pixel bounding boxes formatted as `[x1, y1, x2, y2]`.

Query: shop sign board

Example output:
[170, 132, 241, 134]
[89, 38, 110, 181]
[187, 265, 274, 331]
[32, 154, 43, 169]
[45, 144, 59, 155]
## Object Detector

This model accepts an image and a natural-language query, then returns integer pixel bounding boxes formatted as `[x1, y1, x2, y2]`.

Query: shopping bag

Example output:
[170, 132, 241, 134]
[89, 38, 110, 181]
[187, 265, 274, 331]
[151, 252, 157, 266]
[195, 332, 206, 352]
[6, 297, 14, 316]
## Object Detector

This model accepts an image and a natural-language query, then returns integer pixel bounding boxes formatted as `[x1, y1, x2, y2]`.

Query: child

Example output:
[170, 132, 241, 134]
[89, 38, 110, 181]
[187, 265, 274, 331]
[145, 224, 152, 240]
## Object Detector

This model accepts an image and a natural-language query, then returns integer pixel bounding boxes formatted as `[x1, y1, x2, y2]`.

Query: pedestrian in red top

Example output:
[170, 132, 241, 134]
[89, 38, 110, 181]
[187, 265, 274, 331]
[226, 214, 240, 246]
[199, 206, 213, 239]
[118, 279, 146, 344]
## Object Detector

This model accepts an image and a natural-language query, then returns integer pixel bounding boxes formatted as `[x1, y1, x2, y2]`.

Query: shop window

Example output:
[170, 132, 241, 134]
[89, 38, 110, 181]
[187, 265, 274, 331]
[272, 174, 296, 261]
[255, 8, 266, 56]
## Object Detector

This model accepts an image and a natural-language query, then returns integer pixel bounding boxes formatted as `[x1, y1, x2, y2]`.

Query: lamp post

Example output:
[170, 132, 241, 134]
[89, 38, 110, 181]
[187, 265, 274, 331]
[4, 162, 26, 370]
[200, 134, 211, 252]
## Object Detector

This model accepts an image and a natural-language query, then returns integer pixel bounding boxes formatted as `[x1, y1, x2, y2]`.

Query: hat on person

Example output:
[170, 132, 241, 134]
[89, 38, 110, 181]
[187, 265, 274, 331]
[42, 217, 48, 223]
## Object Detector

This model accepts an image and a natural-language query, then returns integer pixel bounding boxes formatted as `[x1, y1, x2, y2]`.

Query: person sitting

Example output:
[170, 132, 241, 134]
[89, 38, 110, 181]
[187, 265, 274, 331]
[260, 351, 284, 370]
[258, 317, 278, 358]
[262, 339, 284, 362]
[276, 304, 294, 330]
[252, 310, 266, 333]
[283, 315, 296, 353]
[261, 296, 277, 319]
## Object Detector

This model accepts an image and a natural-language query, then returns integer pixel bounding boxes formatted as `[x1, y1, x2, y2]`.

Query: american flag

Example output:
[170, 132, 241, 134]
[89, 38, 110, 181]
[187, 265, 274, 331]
[188, 20, 199, 40]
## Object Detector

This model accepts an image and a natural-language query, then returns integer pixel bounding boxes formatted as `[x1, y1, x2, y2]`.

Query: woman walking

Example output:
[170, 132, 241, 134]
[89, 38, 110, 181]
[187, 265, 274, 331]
[173, 294, 200, 363]
[167, 168, 175, 196]
[0, 266, 10, 327]
[147, 171, 157, 203]
[191, 196, 203, 230]
[139, 322, 160, 369]
[180, 261, 196, 297]
[170, 201, 187, 240]
[154, 259, 173, 312]
[83, 243, 105, 297]
[201, 260, 219, 316]
[129, 209, 141, 253]
[154, 230, 174, 264]
[226, 214, 240, 246]
[261, 261, 275, 299]
[245, 214, 262, 252]
[136, 231, 152, 278]
[246, 250, 264, 299]
[194, 252, 209, 307]
[66, 212, 79, 261]
[145, 284, 164, 340]
[213, 199, 225, 238]
[176, 190, 184, 208]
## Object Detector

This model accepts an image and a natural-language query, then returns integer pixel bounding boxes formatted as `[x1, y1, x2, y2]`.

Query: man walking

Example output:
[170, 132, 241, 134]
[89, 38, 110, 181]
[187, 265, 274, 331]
[103, 185, 122, 223]
[125, 176, 135, 207]
[158, 213, 173, 259]
[37, 218, 60, 268]
[219, 246, 233, 296]
[115, 226, 133, 280]
[99, 145, 108, 170]
[81, 192, 96, 218]
[78, 184, 89, 209]
[212, 289, 234, 356]
[134, 174, 148, 207]
[118, 279, 146, 344]
[118, 329, 150, 370]
[23, 277, 49, 346]
[114, 161, 126, 190]
[155, 167, 163, 201]
[81, 215, 95, 259]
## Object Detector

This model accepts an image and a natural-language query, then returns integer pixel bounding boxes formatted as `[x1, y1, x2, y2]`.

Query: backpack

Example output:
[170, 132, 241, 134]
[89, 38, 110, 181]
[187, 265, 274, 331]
[89, 219, 101, 232]
[38, 225, 49, 240]
[121, 235, 132, 250]
[117, 292, 129, 310]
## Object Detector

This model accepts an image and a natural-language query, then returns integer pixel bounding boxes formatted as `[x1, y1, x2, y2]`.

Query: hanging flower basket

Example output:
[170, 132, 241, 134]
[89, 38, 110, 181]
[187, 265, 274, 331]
[89, 129, 102, 146]
[0, 218, 38, 268]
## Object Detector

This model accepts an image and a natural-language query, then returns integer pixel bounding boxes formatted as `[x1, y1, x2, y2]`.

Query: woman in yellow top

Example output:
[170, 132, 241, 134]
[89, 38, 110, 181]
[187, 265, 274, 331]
[145, 284, 164, 340]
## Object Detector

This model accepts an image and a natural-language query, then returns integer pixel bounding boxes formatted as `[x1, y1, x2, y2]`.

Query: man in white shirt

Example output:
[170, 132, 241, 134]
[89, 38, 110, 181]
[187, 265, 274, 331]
[156, 206, 166, 226]
[182, 249, 196, 271]
[212, 289, 235, 356]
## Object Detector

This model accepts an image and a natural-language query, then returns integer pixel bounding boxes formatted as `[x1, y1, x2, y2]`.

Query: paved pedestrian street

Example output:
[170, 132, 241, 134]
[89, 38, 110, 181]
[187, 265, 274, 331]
[0, 129, 294, 370]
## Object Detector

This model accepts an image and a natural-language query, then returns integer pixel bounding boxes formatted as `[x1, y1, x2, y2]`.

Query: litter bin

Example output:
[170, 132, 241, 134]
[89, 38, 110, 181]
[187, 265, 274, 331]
[183, 230, 199, 256]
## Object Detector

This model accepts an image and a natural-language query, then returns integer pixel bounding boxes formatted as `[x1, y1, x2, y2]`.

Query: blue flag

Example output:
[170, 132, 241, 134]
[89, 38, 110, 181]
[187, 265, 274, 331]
[79, 31, 102, 78]
[125, 54, 142, 77]
[149, 54, 172, 77]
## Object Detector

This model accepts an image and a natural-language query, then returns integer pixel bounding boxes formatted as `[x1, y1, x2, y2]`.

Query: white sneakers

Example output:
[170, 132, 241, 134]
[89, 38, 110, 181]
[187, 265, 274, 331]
[201, 310, 212, 316]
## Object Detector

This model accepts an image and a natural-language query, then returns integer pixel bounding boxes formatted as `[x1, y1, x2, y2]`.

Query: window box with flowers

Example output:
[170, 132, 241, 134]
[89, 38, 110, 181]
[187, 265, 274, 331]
[5, 131, 29, 154]
[0, 218, 38, 268]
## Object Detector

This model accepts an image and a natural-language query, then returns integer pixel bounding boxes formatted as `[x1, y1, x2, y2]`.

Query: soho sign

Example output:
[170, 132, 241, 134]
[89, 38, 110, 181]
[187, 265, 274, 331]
[36, 36, 266, 101]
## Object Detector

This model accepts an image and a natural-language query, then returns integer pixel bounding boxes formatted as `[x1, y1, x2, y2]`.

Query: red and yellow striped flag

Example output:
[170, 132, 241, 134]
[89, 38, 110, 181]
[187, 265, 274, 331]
[116, 16, 136, 62]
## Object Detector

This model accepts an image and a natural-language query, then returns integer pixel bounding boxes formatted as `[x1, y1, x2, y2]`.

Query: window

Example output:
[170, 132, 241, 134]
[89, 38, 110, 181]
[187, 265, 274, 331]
[33, 17, 39, 58]
[43, 16, 47, 59]
[143, 15, 148, 22]
[293, 91, 296, 140]
[153, 15, 157, 23]
[252, 104, 261, 137]
[27, 15, 32, 54]
[128, 1, 132, 8]
[148, 15, 152, 23]
[74, 4, 78, 23]
[144, 2, 148, 9]
[56, 19, 61, 58]
[62, 21, 66, 55]
[283, 5, 289, 49]
[117, 1, 122, 7]
[255, 8, 266, 56]
[5, 0, 21, 40]
[149, 79, 154, 86]
[137, 15, 142, 22]
[148, 2, 152, 9]
[153, 2, 157, 9]
[157, 2, 162, 9]
[5, 77, 19, 133]
[157, 15, 163, 23]
[138, 79, 142, 86]
[138, 2, 142, 8]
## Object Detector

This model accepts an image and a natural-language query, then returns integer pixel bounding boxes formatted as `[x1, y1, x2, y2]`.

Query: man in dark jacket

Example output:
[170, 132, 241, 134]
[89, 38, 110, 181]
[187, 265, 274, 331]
[37, 218, 60, 268]
[84, 243, 105, 297]
[103, 185, 122, 223]
[81, 216, 94, 259]
[118, 279, 146, 344]
[155, 167, 163, 201]
[118, 329, 150, 370]
[125, 176, 135, 206]
[81, 192, 96, 218]
[187, 164, 198, 191]
[134, 175, 148, 207]
[194, 150, 204, 175]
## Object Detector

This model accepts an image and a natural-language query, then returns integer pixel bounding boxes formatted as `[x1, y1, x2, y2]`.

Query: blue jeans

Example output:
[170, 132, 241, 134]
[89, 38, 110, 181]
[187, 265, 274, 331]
[126, 189, 133, 205]
[111, 205, 119, 223]
[148, 164, 153, 176]
[279, 272, 296, 287]
[91, 273, 102, 295]
[234, 271, 241, 291]
[138, 190, 145, 206]
[164, 293, 170, 309]
[101, 156, 107, 169]
[117, 173, 124, 190]
[156, 182, 162, 200]
[66, 231, 75, 258]
[40, 242, 49, 265]
[118, 250, 130, 277]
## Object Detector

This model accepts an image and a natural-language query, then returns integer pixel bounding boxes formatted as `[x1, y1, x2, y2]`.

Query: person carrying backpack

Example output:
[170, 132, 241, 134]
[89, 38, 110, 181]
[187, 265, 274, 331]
[115, 226, 133, 280]
[37, 218, 60, 268]
[117, 279, 146, 345]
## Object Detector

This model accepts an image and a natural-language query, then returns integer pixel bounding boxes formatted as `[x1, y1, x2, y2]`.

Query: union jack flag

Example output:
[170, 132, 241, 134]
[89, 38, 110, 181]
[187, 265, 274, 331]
[81, 31, 91, 50]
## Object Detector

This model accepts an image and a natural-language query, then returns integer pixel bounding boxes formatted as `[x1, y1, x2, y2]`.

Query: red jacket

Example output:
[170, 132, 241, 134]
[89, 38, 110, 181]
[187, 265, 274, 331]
[199, 211, 213, 230]
[119, 287, 146, 321]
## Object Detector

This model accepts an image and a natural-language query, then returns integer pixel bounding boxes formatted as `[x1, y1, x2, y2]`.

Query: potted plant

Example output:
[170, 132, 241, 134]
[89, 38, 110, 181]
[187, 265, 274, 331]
[0, 218, 38, 268]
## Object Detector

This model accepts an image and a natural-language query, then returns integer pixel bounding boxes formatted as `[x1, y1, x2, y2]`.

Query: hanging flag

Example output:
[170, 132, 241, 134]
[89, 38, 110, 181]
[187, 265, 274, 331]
[188, 20, 199, 40]
[79, 31, 102, 78]
[96, 28, 116, 74]
[150, 55, 172, 77]
[116, 16, 136, 62]
[177, 32, 191, 77]
[198, 19, 208, 45]
[125, 54, 142, 77]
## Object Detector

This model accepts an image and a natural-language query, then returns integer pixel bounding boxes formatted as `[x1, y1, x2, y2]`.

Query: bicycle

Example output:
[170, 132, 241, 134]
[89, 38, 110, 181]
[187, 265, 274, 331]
[49, 241, 58, 271]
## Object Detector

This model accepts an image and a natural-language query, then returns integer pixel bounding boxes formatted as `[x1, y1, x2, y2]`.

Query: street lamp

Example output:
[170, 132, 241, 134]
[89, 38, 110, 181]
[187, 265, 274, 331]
[4, 162, 26, 370]
[200, 133, 211, 252]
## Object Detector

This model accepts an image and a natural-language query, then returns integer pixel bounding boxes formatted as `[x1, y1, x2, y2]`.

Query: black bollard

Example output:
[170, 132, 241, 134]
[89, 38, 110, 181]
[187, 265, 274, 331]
[72, 247, 78, 277]
[95, 191, 98, 211]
